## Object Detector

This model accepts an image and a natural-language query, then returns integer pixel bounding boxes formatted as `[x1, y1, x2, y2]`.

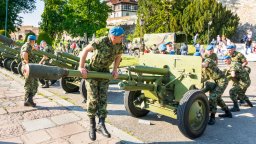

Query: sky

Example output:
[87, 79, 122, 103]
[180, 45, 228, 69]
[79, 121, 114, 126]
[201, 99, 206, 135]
[19, 0, 45, 27]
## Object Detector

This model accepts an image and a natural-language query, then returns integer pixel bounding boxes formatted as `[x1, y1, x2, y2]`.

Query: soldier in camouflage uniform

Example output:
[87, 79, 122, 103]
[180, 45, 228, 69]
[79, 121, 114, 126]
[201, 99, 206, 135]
[201, 58, 232, 125]
[225, 44, 251, 105]
[39, 40, 52, 88]
[203, 45, 218, 64]
[20, 35, 38, 107]
[79, 27, 124, 141]
[223, 56, 253, 111]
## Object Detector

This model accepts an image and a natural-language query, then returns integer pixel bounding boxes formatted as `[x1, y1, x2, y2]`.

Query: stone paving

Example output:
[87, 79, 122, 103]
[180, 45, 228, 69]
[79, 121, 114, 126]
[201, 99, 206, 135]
[0, 68, 142, 144]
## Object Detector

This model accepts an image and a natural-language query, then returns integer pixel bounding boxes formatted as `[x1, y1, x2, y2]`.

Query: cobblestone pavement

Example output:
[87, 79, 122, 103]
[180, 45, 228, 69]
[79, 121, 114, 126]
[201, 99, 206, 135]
[0, 68, 142, 144]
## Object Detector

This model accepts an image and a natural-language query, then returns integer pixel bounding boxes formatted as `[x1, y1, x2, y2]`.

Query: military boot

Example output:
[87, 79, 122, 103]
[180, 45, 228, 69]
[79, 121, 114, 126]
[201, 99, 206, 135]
[245, 99, 253, 107]
[97, 117, 111, 138]
[24, 97, 36, 107]
[89, 117, 96, 141]
[230, 102, 240, 112]
[239, 100, 246, 106]
[42, 80, 49, 88]
[208, 113, 215, 125]
[219, 108, 232, 118]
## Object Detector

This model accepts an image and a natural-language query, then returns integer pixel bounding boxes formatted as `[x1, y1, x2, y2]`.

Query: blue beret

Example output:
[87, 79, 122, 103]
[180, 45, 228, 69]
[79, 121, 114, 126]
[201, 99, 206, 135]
[193, 52, 201, 56]
[223, 55, 231, 60]
[159, 44, 167, 51]
[164, 41, 172, 45]
[226, 45, 235, 49]
[109, 26, 125, 36]
[206, 45, 214, 50]
[28, 35, 36, 40]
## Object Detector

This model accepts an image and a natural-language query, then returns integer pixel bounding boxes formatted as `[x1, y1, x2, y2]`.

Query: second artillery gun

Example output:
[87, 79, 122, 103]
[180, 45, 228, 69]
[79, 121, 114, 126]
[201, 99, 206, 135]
[23, 53, 209, 139]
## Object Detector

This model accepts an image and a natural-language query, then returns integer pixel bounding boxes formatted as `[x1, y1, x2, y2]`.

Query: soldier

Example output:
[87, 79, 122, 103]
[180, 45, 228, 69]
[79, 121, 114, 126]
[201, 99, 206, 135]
[201, 58, 232, 125]
[204, 45, 218, 64]
[39, 40, 52, 88]
[225, 44, 251, 105]
[79, 26, 124, 141]
[223, 56, 253, 111]
[20, 35, 38, 107]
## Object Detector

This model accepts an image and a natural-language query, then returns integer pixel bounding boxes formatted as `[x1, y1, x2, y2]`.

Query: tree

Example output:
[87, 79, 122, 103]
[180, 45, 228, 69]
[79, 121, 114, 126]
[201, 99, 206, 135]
[135, 0, 239, 43]
[64, 0, 111, 38]
[181, 0, 239, 43]
[0, 30, 10, 38]
[96, 28, 109, 38]
[40, 0, 67, 39]
[37, 31, 53, 46]
[0, 0, 36, 33]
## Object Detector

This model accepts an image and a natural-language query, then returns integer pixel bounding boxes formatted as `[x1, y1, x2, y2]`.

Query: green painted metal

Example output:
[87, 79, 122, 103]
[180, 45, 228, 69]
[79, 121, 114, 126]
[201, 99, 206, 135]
[188, 99, 207, 131]
[56, 52, 80, 62]
[127, 65, 169, 75]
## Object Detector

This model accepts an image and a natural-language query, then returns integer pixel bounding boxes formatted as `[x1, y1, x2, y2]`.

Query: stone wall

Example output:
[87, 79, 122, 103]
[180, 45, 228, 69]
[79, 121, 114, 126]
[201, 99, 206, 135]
[219, 0, 256, 41]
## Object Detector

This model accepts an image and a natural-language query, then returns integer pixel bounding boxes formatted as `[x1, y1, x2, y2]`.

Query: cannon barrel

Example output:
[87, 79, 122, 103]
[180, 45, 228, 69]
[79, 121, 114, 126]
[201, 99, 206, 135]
[49, 59, 73, 69]
[127, 65, 169, 75]
[23, 64, 160, 82]
[0, 35, 21, 46]
[56, 52, 80, 62]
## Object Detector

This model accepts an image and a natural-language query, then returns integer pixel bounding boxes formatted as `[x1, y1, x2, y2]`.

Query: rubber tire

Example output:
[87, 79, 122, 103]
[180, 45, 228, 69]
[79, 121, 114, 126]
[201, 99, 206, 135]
[17, 62, 23, 76]
[177, 90, 209, 139]
[3, 58, 12, 71]
[60, 77, 79, 93]
[79, 79, 87, 102]
[10, 60, 19, 74]
[124, 91, 149, 117]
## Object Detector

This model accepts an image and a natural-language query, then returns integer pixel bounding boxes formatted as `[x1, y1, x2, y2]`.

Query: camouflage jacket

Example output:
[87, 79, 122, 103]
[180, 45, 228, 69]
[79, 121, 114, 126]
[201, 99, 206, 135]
[228, 62, 251, 85]
[88, 36, 124, 72]
[202, 58, 226, 84]
[226, 51, 246, 64]
[42, 45, 52, 64]
[20, 42, 36, 64]
[204, 53, 218, 63]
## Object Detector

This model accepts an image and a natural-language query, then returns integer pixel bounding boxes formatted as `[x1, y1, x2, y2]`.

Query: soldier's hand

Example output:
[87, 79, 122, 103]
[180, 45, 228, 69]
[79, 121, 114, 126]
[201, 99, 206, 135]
[79, 67, 88, 79]
[43, 55, 49, 60]
[112, 70, 119, 79]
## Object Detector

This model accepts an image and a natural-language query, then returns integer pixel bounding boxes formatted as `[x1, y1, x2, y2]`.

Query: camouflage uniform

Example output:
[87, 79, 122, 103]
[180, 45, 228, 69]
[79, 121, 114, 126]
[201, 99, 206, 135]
[204, 53, 218, 63]
[202, 58, 228, 113]
[86, 36, 124, 118]
[228, 62, 251, 102]
[20, 42, 38, 99]
[42, 45, 52, 84]
[226, 51, 251, 73]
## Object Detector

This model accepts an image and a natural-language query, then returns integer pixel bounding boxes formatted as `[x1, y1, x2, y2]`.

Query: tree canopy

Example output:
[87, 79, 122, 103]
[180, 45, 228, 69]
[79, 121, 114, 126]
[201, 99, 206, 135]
[136, 0, 239, 43]
[40, 0, 111, 39]
[0, 0, 36, 33]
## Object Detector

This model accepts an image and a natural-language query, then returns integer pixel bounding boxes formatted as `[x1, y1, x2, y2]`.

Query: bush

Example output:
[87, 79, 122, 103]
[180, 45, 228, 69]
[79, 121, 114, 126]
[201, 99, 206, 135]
[37, 31, 53, 46]
[24, 31, 36, 43]
[0, 30, 10, 38]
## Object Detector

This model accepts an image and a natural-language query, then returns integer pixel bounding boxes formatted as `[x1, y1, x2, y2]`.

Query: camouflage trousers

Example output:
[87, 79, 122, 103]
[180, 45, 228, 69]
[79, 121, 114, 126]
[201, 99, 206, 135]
[230, 81, 251, 102]
[202, 79, 228, 113]
[24, 77, 38, 99]
[86, 79, 109, 118]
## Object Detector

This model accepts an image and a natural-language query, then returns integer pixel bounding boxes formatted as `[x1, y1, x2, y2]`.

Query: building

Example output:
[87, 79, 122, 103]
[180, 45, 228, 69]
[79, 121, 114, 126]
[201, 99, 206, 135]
[10, 25, 39, 40]
[105, 0, 138, 18]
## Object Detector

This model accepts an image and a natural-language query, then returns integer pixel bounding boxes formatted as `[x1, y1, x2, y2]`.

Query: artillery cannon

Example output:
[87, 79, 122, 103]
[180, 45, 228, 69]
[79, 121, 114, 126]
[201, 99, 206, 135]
[23, 54, 208, 139]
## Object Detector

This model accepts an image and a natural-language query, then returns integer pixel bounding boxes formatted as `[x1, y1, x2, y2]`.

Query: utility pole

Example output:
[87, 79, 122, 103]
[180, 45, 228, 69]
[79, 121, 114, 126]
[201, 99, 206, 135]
[5, 0, 8, 36]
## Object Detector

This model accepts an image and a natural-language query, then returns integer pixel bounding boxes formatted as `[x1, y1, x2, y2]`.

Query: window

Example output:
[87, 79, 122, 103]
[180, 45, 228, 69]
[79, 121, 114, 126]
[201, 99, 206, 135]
[126, 12, 129, 16]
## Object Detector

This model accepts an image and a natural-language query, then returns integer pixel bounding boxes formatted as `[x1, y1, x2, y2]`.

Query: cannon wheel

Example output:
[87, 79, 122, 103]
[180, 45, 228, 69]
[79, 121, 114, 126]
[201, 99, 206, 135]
[177, 90, 209, 139]
[79, 79, 87, 103]
[39, 79, 58, 86]
[10, 60, 18, 74]
[3, 58, 12, 71]
[17, 62, 23, 76]
[124, 91, 149, 117]
[60, 77, 79, 93]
